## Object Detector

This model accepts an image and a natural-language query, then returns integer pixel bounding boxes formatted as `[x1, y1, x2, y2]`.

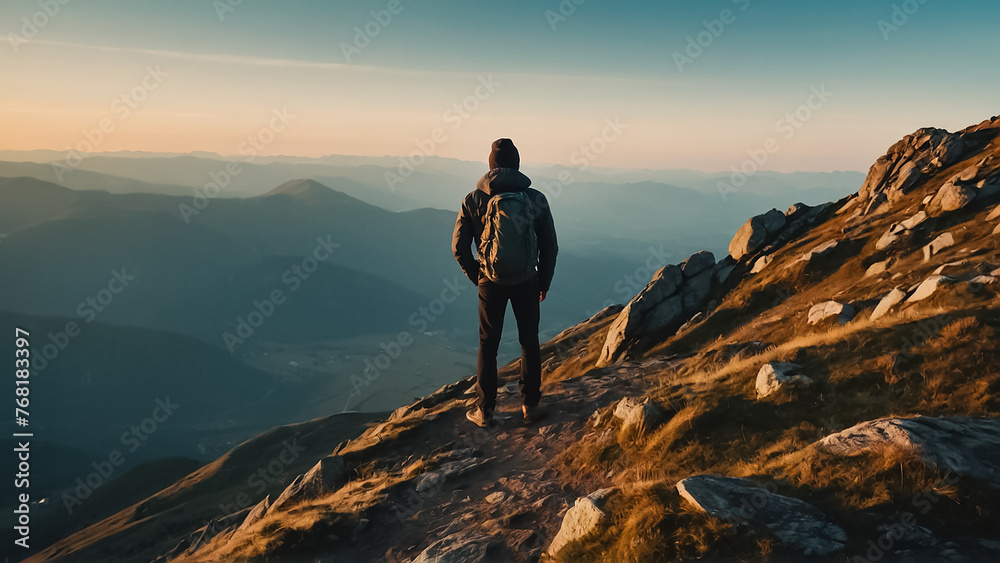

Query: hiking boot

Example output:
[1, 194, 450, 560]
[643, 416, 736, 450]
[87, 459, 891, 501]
[522, 403, 546, 425]
[466, 406, 494, 428]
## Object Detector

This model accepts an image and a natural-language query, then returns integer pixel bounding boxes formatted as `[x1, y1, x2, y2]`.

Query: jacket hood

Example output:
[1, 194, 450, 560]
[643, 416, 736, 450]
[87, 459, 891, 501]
[476, 167, 531, 196]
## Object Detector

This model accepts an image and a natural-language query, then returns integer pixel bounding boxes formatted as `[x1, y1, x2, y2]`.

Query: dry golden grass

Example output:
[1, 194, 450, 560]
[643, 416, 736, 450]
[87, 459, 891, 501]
[556, 293, 1000, 558]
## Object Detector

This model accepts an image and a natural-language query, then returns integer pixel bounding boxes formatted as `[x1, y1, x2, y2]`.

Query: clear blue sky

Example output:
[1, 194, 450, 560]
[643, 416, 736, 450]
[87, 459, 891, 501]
[2, 0, 998, 171]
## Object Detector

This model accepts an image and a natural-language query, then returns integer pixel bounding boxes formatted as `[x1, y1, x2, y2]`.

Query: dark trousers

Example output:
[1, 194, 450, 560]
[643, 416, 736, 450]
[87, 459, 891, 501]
[476, 278, 542, 412]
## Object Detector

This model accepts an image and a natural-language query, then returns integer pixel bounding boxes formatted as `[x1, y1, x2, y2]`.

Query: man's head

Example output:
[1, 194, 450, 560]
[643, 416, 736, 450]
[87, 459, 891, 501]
[488, 138, 520, 170]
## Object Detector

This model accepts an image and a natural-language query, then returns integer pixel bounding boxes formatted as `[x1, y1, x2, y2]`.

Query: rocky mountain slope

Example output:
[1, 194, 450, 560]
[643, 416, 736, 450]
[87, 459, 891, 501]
[29, 115, 1000, 562]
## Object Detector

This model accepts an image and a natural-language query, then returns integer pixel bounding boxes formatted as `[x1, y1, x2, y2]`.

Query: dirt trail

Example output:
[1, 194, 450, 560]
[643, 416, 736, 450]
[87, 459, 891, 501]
[336, 364, 649, 562]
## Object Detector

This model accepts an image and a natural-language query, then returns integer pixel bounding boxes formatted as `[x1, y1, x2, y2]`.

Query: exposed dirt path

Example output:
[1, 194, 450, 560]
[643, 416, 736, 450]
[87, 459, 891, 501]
[333, 363, 650, 562]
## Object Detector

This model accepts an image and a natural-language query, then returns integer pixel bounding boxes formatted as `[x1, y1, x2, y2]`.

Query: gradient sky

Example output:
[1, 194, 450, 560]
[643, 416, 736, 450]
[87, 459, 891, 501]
[1, 0, 998, 172]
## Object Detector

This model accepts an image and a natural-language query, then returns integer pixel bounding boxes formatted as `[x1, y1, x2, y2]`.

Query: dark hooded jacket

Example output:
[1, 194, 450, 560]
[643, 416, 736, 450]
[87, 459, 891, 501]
[452, 168, 558, 292]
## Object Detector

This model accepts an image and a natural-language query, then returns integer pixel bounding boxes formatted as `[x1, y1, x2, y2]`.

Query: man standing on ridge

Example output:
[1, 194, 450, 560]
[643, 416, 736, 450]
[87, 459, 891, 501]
[453, 138, 558, 428]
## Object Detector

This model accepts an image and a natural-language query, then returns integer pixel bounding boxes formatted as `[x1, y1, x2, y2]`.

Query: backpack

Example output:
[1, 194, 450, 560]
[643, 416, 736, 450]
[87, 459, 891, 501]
[479, 191, 538, 285]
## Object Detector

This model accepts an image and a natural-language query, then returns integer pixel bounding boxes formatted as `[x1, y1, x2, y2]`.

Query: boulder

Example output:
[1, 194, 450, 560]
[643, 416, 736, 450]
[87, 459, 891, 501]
[970, 275, 998, 287]
[681, 268, 714, 312]
[994, 223, 1000, 237]
[906, 275, 954, 303]
[900, 210, 928, 230]
[614, 397, 667, 437]
[412, 532, 506, 563]
[679, 251, 716, 278]
[932, 134, 967, 167]
[807, 301, 856, 325]
[597, 295, 684, 367]
[758, 208, 787, 234]
[987, 205, 1000, 222]
[644, 265, 684, 302]
[751, 255, 773, 274]
[875, 211, 927, 251]
[237, 495, 270, 532]
[712, 259, 736, 284]
[621, 402, 666, 438]
[892, 161, 923, 193]
[875, 227, 903, 251]
[755, 362, 813, 398]
[932, 260, 969, 276]
[870, 288, 908, 321]
[598, 264, 686, 366]
[796, 239, 840, 266]
[547, 489, 615, 557]
[729, 217, 769, 261]
[865, 259, 892, 278]
[922, 232, 955, 261]
[817, 417, 1000, 489]
[930, 181, 976, 213]
[270, 455, 349, 512]
[958, 164, 981, 182]
[729, 209, 786, 261]
[613, 397, 643, 420]
[676, 475, 847, 556]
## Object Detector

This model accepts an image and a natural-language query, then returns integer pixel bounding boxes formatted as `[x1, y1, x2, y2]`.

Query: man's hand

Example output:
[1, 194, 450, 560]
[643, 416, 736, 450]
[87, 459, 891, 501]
[539, 291, 547, 302]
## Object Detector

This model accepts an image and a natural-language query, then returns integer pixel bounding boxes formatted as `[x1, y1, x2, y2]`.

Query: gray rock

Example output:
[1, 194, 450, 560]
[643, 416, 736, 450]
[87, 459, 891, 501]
[598, 274, 685, 367]
[906, 275, 954, 302]
[892, 161, 923, 193]
[870, 288, 908, 321]
[622, 402, 666, 438]
[875, 227, 903, 251]
[679, 251, 716, 278]
[865, 259, 892, 278]
[817, 417, 1000, 489]
[900, 210, 928, 230]
[237, 495, 270, 532]
[676, 475, 847, 556]
[931, 181, 976, 213]
[613, 397, 643, 420]
[713, 263, 735, 285]
[923, 232, 955, 262]
[729, 216, 769, 261]
[412, 532, 506, 563]
[729, 209, 786, 261]
[758, 208, 787, 234]
[796, 239, 840, 265]
[751, 255, 773, 274]
[681, 268, 714, 312]
[970, 275, 998, 287]
[270, 455, 349, 512]
[932, 260, 969, 276]
[958, 164, 981, 182]
[874, 212, 926, 251]
[807, 301, 856, 325]
[859, 128, 964, 214]
[756, 362, 813, 398]
[548, 488, 615, 557]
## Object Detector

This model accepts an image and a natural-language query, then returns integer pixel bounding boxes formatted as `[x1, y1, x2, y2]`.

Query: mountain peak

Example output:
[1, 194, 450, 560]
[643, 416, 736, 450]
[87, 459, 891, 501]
[258, 179, 370, 208]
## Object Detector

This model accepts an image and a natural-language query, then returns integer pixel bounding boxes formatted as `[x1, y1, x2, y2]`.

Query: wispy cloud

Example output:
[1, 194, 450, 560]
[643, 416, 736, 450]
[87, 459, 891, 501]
[22, 39, 654, 85]
[27, 39, 425, 75]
